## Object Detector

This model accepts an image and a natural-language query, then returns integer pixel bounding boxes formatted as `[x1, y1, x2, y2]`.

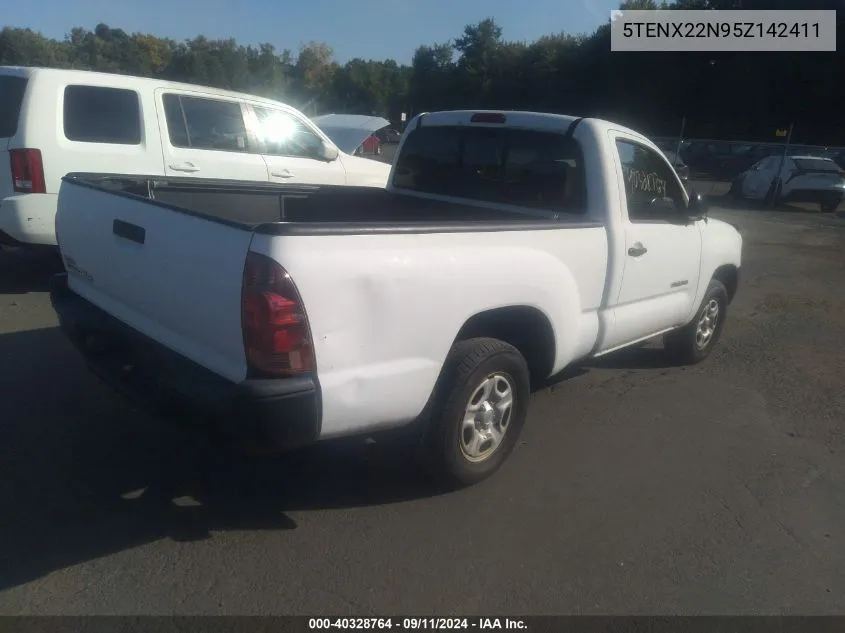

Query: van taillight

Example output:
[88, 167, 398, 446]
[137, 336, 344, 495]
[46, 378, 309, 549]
[241, 251, 315, 377]
[10, 149, 46, 194]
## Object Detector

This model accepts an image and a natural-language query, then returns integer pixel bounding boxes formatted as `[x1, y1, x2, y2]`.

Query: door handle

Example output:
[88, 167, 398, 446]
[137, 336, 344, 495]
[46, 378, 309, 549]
[271, 170, 294, 179]
[628, 244, 648, 257]
[169, 162, 200, 173]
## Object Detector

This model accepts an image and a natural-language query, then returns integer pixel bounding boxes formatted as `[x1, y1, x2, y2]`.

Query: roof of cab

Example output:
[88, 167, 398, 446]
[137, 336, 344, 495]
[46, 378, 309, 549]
[0, 65, 292, 109]
[417, 110, 580, 131]
[414, 110, 651, 144]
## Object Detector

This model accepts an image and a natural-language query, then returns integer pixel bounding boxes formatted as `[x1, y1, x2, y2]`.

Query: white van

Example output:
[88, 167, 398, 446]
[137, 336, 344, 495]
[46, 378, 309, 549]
[0, 66, 391, 248]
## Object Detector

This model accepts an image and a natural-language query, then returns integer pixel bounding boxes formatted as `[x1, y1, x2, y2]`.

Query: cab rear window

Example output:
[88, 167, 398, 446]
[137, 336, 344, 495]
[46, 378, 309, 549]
[0, 76, 28, 138]
[392, 125, 588, 213]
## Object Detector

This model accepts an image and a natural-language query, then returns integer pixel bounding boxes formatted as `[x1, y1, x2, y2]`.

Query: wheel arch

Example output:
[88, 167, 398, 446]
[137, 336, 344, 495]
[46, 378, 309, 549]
[712, 264, 739, 304]
[451, 305, 557, 386]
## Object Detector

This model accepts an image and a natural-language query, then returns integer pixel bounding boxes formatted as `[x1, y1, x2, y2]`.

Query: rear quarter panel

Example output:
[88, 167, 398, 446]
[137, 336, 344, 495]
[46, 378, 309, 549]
[250, 227, 608, 438]
[17, 70, 166, 195]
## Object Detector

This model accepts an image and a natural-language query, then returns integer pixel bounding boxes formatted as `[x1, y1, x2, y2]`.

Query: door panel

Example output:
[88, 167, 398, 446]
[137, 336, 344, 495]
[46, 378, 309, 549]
[614, 221, 702, 338]
[250, 106, 346, 186]
[598, 133, 703, 352]
[156, 90, 269, 183]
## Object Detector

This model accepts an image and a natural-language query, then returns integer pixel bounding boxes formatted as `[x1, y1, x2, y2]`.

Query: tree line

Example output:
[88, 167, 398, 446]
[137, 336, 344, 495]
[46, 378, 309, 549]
[2, 0, 843, 144]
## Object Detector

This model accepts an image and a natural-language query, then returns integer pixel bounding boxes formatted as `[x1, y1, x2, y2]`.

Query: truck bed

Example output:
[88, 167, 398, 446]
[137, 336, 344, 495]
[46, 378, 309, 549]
[64, 173, 597, 235]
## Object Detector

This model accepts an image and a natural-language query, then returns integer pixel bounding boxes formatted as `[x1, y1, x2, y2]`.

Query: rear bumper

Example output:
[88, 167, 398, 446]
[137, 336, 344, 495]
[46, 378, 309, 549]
[0, 193, 59, 246]
[49, 273, 321, 450]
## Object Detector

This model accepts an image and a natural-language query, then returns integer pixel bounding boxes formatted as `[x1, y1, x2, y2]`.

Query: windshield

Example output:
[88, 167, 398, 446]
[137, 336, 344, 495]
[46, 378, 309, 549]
[794, 158, 841, 172]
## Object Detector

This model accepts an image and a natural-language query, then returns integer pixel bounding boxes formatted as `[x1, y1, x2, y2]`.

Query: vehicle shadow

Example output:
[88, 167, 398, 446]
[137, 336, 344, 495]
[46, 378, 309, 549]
[0, 326, 442, 591]
[0, 247, 64, 294]
[0, 325, 686, 591]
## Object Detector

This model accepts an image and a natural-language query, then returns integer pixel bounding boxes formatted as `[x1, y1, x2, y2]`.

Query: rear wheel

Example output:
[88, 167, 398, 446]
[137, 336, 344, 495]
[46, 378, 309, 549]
[664, 279, 728, 365]
[821, 199, 840, 212]
[419, 338, 530, 488]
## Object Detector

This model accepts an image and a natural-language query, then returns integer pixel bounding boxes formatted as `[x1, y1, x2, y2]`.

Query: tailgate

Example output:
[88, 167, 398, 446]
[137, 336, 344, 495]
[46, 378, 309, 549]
[56, 177, 253, 383]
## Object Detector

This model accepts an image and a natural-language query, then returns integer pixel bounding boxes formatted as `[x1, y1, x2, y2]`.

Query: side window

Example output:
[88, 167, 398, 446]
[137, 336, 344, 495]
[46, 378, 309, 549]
[162, 94, 248, 152]
[616, 139, 686, 222]
[162, 94, 189, 147]
[253, 107, 324, 159]
[63, 85, 141, 145]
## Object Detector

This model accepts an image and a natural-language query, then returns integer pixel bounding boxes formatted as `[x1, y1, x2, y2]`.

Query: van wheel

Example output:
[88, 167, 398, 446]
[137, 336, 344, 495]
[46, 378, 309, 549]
[420, 338, 530, 488]
[664, 279, 728, 365]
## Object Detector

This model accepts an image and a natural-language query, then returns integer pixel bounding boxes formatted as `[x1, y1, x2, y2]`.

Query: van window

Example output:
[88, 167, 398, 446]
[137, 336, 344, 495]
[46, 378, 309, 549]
[392, 125, 588, 213]
[0, 76, 28, 138]
[162, 94, 248, 152]
[63, 85, 141, 145]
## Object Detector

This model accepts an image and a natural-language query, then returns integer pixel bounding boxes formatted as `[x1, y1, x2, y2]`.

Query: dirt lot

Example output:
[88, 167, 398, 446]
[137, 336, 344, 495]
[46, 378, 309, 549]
[0, 203, 843, 615]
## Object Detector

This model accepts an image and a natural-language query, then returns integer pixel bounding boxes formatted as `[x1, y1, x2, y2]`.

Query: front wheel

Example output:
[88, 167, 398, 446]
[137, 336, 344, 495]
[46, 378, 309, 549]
[664, 279, 729, 365]
[419, 338, 530, 488]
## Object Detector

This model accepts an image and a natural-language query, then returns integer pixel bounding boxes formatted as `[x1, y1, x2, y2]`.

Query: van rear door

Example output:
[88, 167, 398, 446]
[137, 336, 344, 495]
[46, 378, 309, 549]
[0, 73, 30, 202]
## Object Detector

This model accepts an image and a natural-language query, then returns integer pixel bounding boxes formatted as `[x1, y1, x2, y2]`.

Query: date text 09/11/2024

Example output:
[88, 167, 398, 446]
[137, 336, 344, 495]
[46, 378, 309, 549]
[308, 618, 528, 630]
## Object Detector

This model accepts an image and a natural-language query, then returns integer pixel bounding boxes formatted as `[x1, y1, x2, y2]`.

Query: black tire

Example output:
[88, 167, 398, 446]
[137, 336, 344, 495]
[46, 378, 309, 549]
[664, 279, 729, 365]
[821, 201, 839, 212]
[419, 338, 530, 488]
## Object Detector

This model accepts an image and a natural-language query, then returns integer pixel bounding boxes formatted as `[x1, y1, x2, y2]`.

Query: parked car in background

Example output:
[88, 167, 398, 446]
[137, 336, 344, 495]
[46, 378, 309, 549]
[0, 66, 390, 249]
[380, 128, 402, 143]
[682, 142, 779, 181]
[311, 113, 390, 158]
[359, 133, 382, 156]
[50, 109, 742, 487]
[821, 149, 845, 170]
[730, 155, 845, 211]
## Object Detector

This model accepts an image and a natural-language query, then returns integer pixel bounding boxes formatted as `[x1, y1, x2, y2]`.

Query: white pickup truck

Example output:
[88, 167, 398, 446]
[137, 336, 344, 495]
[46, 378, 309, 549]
[50, 110, 742, 486]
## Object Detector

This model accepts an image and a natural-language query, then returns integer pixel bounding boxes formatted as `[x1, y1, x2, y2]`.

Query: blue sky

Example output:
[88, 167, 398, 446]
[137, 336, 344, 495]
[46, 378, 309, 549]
[18, 0, 620, 64]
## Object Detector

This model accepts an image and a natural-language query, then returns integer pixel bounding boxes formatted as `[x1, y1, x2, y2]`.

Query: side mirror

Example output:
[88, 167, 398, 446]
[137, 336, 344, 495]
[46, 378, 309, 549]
[688, 191, 709, 218]
[319, 143, 340, 162]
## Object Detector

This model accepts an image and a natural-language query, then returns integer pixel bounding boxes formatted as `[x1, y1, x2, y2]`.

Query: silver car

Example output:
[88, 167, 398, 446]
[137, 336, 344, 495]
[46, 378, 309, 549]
[731, 155, 845, 211]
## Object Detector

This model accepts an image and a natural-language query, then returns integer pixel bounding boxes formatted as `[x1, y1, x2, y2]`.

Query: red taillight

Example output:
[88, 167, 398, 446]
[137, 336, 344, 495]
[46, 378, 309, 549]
[241, 252, 315, 377]
[10, 149, 46, 194]
[470, 112, 507, 124]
